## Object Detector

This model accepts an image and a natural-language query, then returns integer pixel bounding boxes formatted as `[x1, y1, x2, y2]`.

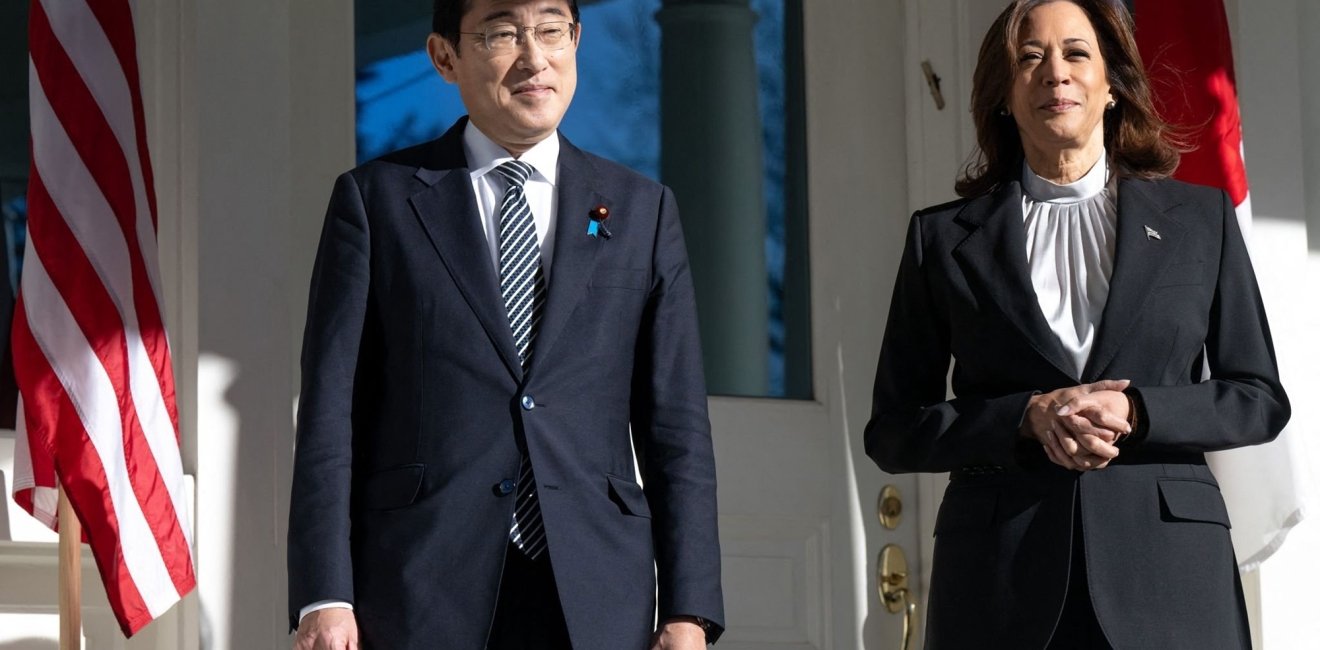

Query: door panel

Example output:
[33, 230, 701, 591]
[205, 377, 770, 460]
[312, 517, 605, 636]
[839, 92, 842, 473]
[900, 1, 1023, 646]
[710, 1, 931, 647]
[902, 0, 1003, 644]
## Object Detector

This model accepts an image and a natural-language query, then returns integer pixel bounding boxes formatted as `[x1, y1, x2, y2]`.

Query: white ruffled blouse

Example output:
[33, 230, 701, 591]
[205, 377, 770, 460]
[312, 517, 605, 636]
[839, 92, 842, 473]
[1021, 153, 1119, 378]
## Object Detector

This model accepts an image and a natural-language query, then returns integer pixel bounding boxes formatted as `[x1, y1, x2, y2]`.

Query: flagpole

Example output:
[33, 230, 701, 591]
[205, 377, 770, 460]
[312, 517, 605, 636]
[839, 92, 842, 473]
[58, 484, 82, 650]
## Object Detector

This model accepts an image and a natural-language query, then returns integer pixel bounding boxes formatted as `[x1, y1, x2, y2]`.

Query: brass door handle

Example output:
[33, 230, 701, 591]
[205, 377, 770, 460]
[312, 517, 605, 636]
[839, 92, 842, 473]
[879, 543, 917, 650]
[899, 593, 916, 650]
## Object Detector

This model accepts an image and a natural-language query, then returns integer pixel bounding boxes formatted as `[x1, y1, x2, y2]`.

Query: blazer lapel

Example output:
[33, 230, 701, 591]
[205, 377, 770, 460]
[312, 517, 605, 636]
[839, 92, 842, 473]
[528, 135, 606, 374]
[1081, 178, 1187, 381]
[952, 182, 1078, 381]
[409, 121, 523, 380]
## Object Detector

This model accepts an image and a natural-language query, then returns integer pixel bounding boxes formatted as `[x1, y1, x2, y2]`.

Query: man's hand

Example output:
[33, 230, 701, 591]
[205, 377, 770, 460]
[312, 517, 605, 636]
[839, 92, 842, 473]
[1021, 379, 1131, 471]
[295, 608, 358, 650]
[650, 618, 706, 650]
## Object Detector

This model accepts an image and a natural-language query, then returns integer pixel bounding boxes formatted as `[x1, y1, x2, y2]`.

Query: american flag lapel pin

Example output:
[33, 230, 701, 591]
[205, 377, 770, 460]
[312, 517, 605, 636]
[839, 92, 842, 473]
[1144, 225, 1161, 240]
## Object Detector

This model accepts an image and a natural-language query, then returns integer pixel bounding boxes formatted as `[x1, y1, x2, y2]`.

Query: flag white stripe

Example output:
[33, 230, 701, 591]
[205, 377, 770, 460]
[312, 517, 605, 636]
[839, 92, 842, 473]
[21, 241, 180, 617]
[39, 0, 166, 308]
[10, 398, 58, 528]
[30, 61, 192, 549]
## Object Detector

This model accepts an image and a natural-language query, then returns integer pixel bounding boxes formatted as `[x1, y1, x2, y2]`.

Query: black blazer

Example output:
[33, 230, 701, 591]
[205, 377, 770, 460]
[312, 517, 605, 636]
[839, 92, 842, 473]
[287, 119, 724, 649]
[865, 177, 1289, 649]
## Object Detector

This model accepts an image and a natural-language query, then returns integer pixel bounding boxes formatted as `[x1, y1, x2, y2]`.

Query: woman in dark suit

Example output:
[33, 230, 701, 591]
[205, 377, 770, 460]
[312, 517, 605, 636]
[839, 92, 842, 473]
[864, 1, 1290, 648]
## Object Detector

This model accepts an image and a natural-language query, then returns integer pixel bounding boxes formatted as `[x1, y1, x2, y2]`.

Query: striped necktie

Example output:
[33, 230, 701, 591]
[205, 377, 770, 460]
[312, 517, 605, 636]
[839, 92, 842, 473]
[496, 160, 548, 559]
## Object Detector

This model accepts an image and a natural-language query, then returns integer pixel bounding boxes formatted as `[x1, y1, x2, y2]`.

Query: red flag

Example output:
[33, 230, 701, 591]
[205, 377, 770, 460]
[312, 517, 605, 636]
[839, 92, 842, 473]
[1135, 0, 1249, 206]
[1135, 0, 1309, 571]
[12, 0, 195, 636]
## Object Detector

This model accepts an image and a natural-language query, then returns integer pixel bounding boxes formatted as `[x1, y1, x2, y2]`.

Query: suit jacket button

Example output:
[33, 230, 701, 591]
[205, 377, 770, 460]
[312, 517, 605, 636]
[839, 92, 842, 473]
[498, 479, 516, 496]
[521, 395, 536, 410]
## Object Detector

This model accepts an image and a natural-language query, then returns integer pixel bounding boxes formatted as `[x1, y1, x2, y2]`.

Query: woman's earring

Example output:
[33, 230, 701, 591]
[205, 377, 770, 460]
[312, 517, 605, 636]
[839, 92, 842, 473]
[1106, 99, 1117, 110]
[999, 107, 1011, 116]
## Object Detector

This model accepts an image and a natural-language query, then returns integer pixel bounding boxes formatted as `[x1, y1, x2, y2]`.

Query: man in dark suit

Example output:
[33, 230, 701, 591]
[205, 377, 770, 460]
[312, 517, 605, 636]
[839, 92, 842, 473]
[287, 1, 724, 648]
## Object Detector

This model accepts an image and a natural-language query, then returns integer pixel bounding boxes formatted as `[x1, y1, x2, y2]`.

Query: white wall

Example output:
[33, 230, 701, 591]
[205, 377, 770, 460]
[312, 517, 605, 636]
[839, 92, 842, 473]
[185, 0, 355, 647]
[1232, 0, 1320, 648]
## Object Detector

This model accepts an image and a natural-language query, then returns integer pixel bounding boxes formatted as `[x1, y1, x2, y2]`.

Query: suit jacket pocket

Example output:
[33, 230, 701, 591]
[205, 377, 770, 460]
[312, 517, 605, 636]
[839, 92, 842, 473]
[363, 464, 426, 511]
[591, 268, 648, 291]
[1158, 478, 1231, 527]
[606, 473, 652, 518]
[933, 487, 999, 536]
[1155, 261, 1206, 288]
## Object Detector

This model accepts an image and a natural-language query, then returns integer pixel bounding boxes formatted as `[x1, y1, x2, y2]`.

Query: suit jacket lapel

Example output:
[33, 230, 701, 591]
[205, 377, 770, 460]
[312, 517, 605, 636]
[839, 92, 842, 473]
[529, 135, 606, 374]
[409, 120, 524, 379]
[1081, 178, 1186, 381]
[952, 182, 1078, 381]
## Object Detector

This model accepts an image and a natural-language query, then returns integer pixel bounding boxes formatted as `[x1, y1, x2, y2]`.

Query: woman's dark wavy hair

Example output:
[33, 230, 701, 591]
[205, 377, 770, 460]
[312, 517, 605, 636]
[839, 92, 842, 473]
[432, 0, 581, 49]
[956, 0, 1181, 198]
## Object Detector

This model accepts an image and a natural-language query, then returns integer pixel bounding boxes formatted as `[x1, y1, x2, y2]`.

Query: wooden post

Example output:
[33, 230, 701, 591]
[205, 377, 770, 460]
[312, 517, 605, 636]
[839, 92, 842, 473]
[58, 485, 82, 650]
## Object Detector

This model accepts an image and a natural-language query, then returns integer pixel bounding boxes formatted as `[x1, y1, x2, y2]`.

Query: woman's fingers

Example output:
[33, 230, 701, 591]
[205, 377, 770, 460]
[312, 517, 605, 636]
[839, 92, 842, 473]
[1055, 394, 1131, 435]
[1080, 406, 1130, 435]
[1057, 379, 1131, 407]
[1052, 427, 1082, 456]
[1056, 409, 1111, 439]
[1042, 431, 1078, 470]
[1072, 428, 1121, 459]
[1049, 425, 1119, 469]
[1049, 429, 1088, 470]
[1090, 378, 1131, 393]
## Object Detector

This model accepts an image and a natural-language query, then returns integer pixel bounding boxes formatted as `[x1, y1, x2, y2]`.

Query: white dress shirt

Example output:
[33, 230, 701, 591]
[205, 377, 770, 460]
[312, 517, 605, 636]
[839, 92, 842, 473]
[298, 123, 562, 625]
[1021, 152, 1119, 379]
[464, 122, 561, 276]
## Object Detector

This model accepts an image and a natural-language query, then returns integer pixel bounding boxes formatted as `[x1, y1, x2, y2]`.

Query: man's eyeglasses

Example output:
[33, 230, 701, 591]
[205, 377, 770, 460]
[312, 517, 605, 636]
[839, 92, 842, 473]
[461, 21, 578, 53]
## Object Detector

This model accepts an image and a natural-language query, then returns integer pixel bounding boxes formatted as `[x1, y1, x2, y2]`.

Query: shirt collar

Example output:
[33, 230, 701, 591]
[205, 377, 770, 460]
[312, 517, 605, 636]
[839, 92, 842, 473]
[463, 121, 560, 187]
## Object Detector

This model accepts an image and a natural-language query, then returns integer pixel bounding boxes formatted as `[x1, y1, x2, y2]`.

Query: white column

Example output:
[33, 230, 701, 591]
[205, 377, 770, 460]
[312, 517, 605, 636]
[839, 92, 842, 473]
[186, 1, 354, 648]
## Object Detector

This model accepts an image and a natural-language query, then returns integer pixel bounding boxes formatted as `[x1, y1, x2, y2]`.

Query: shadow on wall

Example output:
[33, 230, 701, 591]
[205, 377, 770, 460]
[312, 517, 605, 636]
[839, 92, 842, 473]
[0, 639, 57, 650]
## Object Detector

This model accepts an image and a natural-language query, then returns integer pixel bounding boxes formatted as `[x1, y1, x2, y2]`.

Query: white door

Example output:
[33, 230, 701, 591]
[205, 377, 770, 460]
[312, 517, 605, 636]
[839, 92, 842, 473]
[708, 1, 987, 648]
[899, 0, 1011, 645]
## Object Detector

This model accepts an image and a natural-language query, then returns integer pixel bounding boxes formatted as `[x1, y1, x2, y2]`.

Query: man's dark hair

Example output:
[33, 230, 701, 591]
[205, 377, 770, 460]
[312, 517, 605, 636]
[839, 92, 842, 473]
[432, 0, 581, 49]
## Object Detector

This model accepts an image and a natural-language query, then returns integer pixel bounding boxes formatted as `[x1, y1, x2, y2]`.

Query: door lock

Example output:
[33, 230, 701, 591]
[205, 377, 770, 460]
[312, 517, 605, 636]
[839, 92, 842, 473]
[877, 484, 903, 530]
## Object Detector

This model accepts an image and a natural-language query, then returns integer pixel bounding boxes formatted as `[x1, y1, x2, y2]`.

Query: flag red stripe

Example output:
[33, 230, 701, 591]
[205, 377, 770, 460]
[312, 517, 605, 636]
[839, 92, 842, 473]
[86, 0, 159, 233]
[28, 0, 180, 441]
[25, 170, 195, 596]
[12, 297, 156, 635]
[1134, 0, 1249, 204]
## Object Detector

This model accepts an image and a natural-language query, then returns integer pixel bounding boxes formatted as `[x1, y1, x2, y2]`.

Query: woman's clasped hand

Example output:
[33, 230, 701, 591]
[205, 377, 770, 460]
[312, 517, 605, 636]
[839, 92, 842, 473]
[1020, 379, 1132, 471]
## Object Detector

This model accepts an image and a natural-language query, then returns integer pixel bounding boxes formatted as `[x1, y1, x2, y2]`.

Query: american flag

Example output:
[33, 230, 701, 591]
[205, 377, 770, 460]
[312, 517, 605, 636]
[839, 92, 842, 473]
[11, 0, 195, 636]
[1134, 0, 1308, 570]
